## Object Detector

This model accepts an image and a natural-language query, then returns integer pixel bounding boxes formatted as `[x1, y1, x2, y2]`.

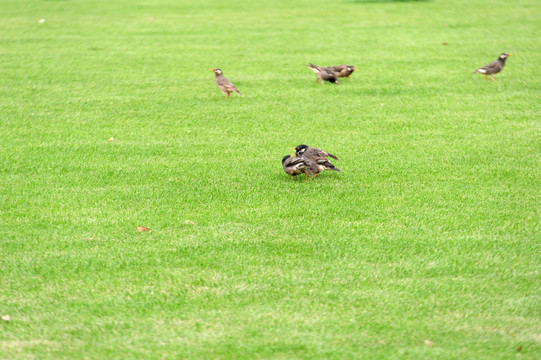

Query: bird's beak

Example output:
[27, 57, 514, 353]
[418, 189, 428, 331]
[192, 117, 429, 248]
[508, 53, 513, 56]
[290, 147, 296, 151]
[353, 69, 358, 71]
[209, 68, 214, 71]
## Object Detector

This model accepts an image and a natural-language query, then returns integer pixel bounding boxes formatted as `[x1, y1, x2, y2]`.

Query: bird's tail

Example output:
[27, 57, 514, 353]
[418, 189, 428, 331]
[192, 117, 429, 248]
[328, 153, 339, 160]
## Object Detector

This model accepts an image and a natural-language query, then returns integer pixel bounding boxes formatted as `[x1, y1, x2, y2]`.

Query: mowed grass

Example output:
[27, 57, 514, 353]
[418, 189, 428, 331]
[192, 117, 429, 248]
[1, 0, 540, 358]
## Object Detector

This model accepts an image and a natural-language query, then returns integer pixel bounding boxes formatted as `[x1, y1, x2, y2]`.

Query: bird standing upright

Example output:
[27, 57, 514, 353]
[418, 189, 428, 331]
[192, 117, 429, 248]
[210, 68, 242, 99]
[473, 53, 512, 80]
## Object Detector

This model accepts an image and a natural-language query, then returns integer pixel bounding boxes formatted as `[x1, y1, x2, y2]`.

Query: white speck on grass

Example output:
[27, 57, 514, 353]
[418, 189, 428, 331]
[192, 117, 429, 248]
[39, 19, 45, 23]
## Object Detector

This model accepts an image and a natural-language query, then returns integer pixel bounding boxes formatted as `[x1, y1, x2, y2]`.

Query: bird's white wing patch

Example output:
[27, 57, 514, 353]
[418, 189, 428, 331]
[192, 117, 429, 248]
[477, 68, 486, 73]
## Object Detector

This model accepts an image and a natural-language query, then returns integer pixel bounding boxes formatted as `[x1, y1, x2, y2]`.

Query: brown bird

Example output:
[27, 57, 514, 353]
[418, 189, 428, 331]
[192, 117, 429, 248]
[303, 157, 341, 181]
[473, 53, 512, 80]
[294, 144, 339, 161]
[306, 64, 339, 84]
[292, 144, 340, 181]
[210, 68, 242, 99]
[282, 155, 307, 180]
[328, 65, 357, 78]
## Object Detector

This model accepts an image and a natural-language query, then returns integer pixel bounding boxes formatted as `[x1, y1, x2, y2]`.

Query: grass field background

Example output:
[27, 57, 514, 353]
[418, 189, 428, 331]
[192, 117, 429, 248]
[1, 0, 540, 358]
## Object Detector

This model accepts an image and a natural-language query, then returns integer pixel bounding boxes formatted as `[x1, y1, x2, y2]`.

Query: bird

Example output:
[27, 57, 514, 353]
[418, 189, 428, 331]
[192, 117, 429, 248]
[282, 155, 307, 180]
[292, 144, 340, 181]
[328, 65, 357, 78]
[473, 53, 512, 80]
[303, 157, 341, 181]
[293, 144, 339, 161]
[306, 64, 339, 84]
[210, 68, 242, 99]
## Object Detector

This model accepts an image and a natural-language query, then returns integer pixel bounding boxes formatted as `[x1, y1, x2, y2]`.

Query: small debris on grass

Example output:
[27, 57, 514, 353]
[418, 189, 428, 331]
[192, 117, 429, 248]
[424, 339, 435, 346]
[108, 137, 114, 142]
[516, 345, 522, 352]
[1, 315, 10, 322]
[39, 19, 45, 24]
[136, 226, 151, 232]
[442, 42, 449, 46]
[184, 220, 196, 225]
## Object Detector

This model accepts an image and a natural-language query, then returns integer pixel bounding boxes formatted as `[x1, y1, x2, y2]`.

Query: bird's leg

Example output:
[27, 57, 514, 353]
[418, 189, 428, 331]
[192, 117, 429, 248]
[291, 175, 294, 180]
[484, 75, 488, 80]
[347, 75, 351, 78]
[491, 75, 495, 81]
[311, 173, 319, 180]
[304, 172, 308, 183]
[225, 93, 230, 99]
[315, 78, 319, 84]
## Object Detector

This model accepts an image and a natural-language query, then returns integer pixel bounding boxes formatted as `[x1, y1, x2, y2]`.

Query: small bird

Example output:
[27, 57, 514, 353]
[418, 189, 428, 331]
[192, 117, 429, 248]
[328, 65, 357, 78]
[306, 64, 339, 84]
[210, 68, 242, 99]
[473, 53, 512, 80]
[282, 155, 307, 180]
[293, 144, 339, 161]
[292, 144, 340, 181]
[304, 157, 341, 181]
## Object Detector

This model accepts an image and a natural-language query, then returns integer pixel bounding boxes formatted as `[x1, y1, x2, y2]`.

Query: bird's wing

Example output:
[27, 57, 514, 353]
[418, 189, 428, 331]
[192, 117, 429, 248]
[316, 159, 341, 172]
[310, 147, 339, 160]
[217, 76, 241, 93]
[285, 156, 306, 167]
[316, 158, 334, 166]
[305, 148, 328, 159]
[325, 66, 341, 76]
[477, 60, 501, 73]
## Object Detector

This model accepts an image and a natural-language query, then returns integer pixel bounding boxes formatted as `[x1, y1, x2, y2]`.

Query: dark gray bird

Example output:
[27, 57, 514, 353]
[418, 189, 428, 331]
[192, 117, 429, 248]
[293, 144, 339, 161]
[282, 155, 307, 180]
[473, 53, 512, 80]
[304, 157, 341, 181]
[306, 64, 339, 84]
[210, 68, 242, 99]
[328, 65, 357, 78]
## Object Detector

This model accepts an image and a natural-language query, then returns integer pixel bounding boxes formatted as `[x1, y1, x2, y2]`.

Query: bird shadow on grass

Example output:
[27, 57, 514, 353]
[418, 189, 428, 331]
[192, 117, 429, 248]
[276, 174, 343, 184]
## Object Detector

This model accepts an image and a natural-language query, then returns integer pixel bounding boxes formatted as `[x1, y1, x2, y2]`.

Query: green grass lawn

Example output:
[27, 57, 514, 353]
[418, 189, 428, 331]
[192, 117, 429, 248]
[1, 0, 540, 358]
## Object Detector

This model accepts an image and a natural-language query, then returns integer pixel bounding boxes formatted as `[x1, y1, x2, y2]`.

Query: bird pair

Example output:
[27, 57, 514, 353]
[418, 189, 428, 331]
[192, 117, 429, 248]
[306, 64, 358, 85]
[282, 144, 341, 182]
